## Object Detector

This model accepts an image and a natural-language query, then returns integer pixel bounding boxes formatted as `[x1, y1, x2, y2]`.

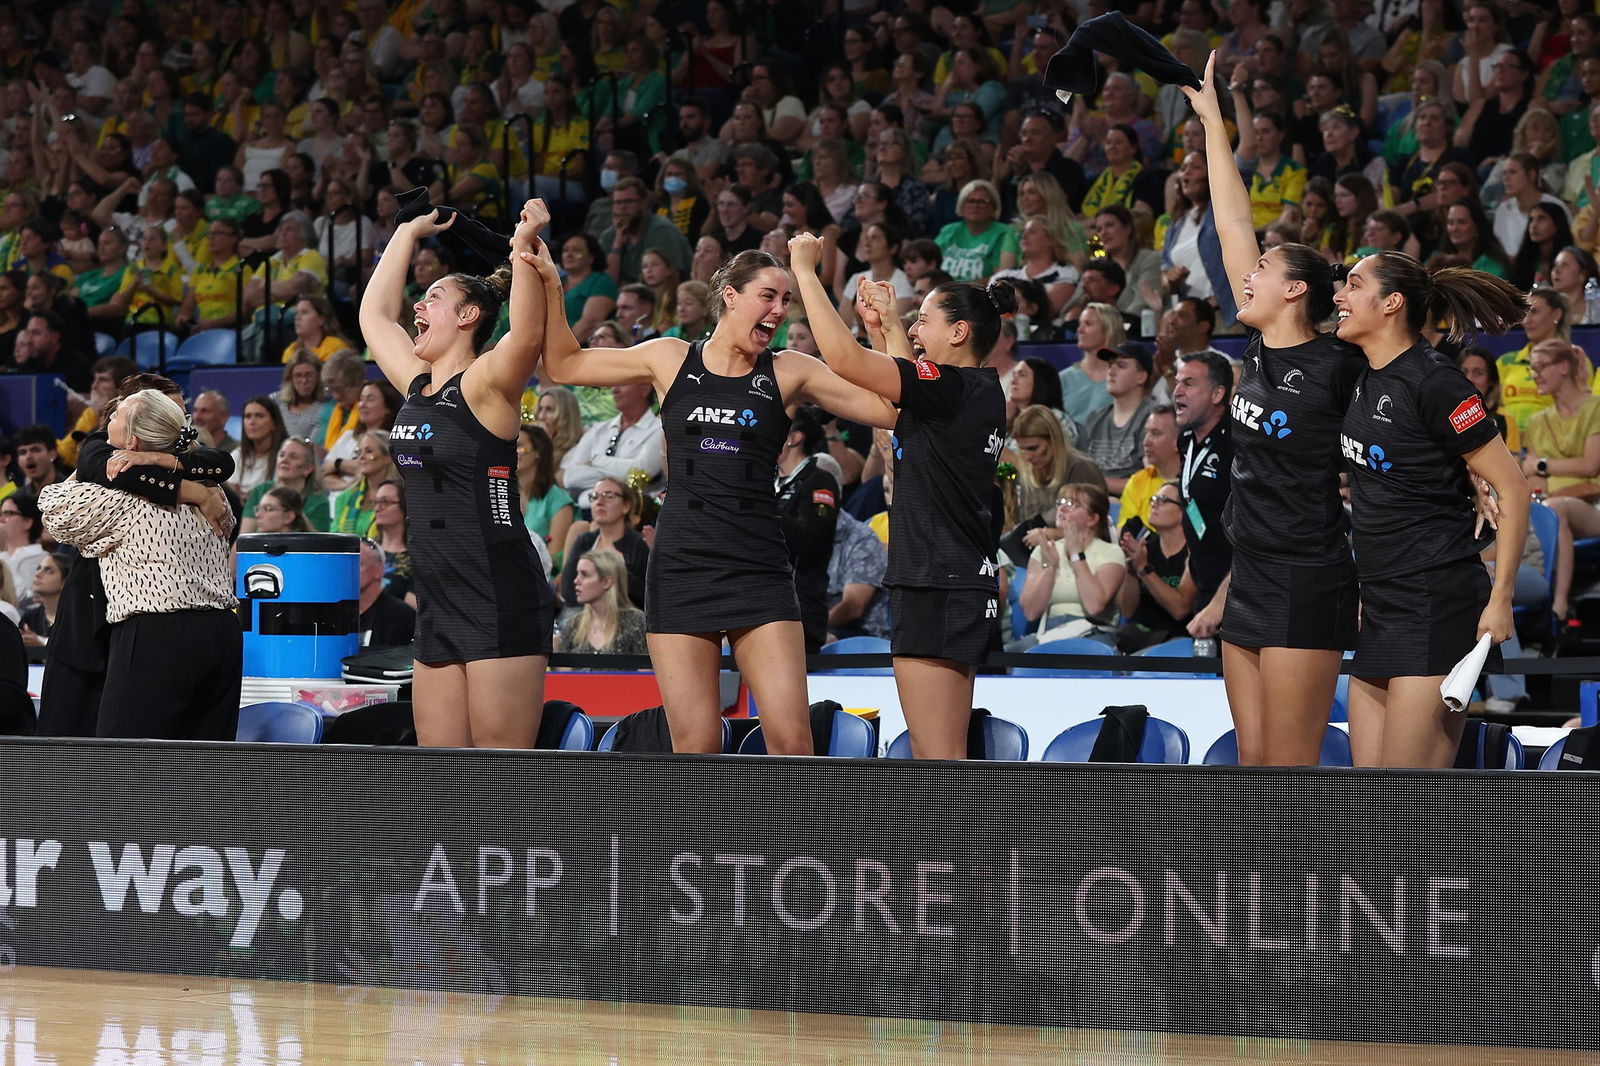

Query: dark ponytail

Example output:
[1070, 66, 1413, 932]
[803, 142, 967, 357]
[1365, 251, 1528, 344]
[932, 277, 1016, 357]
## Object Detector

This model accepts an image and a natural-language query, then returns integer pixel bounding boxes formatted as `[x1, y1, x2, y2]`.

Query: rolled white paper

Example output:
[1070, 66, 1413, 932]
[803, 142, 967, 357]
[1440, 633, 1495, 713]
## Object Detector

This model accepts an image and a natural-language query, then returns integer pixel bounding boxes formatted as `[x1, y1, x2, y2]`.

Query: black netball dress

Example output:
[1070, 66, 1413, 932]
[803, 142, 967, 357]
[885, 357, 1007, 664]
[1341, 342, 1502, 677]
[389, 371, 554, 663]
[647, 340, 799, 633]
[1221, 330, 1365, 649]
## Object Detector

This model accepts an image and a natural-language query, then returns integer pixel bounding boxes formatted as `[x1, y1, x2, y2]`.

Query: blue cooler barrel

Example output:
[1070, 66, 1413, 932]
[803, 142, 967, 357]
[236, 532, 361, 679]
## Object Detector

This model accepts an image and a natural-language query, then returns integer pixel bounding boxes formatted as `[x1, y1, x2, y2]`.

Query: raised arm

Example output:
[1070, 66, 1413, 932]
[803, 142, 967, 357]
[358, 212, 447, 392]
[471, 199, 549, 401]
[519, 245, 677, 389]
[788, 233, 905, 403]
[1183, 52, 1256, 314]
[861, 279, 914, 361]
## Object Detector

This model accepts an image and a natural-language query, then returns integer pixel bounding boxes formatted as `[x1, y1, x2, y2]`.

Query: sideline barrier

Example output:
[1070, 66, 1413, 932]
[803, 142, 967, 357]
[0, 738, 1591, 1051]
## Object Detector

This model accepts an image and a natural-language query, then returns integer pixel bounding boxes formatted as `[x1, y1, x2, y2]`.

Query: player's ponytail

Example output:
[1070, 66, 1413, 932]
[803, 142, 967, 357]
[1364, 251, 1528, 344]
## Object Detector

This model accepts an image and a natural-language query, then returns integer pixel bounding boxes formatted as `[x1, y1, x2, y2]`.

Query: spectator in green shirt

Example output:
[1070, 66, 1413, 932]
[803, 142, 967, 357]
[934, 179, 1020, 282]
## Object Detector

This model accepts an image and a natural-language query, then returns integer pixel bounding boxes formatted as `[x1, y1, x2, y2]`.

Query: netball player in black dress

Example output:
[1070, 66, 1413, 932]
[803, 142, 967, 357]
[359, 200, 553, 748]
[789, 234, 1008, 760]
[1332, 255, 1529, 767]
[521, 244, 899, 755]
[1182, 56, 1368, 765]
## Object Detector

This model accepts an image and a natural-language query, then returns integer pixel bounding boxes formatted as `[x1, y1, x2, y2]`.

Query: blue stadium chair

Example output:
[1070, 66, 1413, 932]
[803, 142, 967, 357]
[1201, 725, 1353, 767]
[737, 710, 877, 757]
[1127, 636, 1212, 679]
[597, 715, 731, 752]
[116, 330, 184, 370]
[93, 332, 117, 356]
[816, 635, 893, 675]
[1459, 720, 1525, 769]
[885, 715, 1029, 760]
[170, 330, 238, 369]
[556, 710, 595, 751]
[1040, 716, 1190, 763]
[1008, 574, 1036, 639]
[1012, 637, 1119, 677]
[1538, 736, 1568, 771]
[236, 701, 324, 743]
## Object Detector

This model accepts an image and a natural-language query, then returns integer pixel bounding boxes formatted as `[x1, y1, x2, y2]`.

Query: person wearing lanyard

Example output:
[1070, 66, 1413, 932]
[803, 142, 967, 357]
[1171, 351, 1234, 641]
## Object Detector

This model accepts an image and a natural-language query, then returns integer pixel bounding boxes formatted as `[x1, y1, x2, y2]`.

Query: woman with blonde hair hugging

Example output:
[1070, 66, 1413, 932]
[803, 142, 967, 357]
[40, 389, 241, 739]
[556, 548, 647, 656]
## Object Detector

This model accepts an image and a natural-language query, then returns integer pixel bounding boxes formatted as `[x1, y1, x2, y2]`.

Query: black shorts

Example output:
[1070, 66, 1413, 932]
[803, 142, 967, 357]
[889, 586, 1002, 666]
[1221, 549, 1359, 651]
[1351, 557, 1502, 678]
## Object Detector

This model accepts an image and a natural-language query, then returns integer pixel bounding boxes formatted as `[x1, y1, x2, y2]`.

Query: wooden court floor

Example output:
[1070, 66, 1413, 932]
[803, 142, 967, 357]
[0, 966, 1584, 1065]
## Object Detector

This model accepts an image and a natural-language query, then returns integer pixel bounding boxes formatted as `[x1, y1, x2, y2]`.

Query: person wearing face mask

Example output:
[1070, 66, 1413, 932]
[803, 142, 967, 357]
[584, 150, 640, 238]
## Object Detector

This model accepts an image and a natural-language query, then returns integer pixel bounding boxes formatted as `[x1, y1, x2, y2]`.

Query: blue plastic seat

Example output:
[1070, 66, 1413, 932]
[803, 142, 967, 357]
[597, 715, 731, 752]
[556, 710, 595, 751]
[1201, 725, 1353, 767]
[236, 701, 324, 743]
[170, 330, 238, 369]
[1538, 736, 1568, 771]
[816, 635, 893, 675]
[885, 715, 1029, 760]
[115, 330, 183, 370]
[93, 332, 117, 356]
[1040, 716, 1190, 763]
[1013, 637, 1119, 677]
[737, 710, 877, 757]
[1459, 720, 1525, 769]
[1128, 636, 1213, 678]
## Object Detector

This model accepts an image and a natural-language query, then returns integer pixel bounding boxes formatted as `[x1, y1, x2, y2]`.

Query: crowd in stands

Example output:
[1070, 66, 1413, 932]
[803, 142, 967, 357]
[2, 0, 1600, 683]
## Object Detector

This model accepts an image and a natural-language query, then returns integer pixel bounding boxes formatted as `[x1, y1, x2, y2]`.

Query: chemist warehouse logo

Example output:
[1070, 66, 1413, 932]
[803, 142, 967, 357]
[1450, 397, 1487, 434]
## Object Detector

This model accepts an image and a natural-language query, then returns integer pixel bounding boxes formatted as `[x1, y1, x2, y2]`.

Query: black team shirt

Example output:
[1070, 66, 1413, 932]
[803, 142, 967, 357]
[1225, 329, 1366, 564]
[1341, 342, 1500, 580]
[884, 358, 1006, 591]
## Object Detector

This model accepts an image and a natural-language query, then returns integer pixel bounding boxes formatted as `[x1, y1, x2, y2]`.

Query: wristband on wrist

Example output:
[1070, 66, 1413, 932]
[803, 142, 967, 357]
[1072, 551, 1088, 562]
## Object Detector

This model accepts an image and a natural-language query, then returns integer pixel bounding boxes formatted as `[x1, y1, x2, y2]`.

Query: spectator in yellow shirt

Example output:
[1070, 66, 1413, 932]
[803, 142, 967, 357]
[243, 212, 327, 313]
[178, 219, 246, 334]
[1117, 404, 1182, 533]
[109, 228, 184, 330]
[531, 74, 590, 207]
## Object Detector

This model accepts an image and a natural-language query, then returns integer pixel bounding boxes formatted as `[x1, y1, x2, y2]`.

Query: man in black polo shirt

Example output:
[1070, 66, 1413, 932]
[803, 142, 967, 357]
[1172, 351, 1234, 638]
